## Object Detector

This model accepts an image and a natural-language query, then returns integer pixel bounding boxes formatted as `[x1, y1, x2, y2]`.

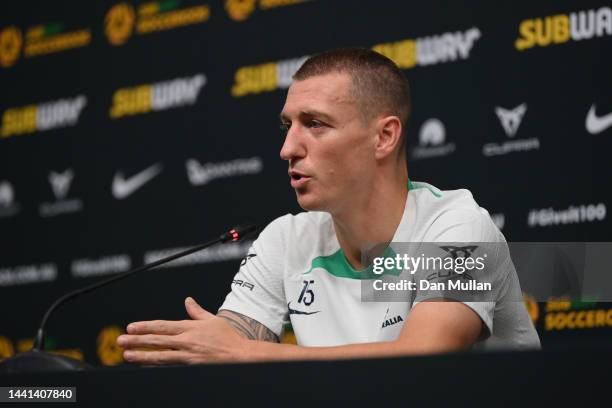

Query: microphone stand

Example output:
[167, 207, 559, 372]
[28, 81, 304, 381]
[0, 224, 256, 373]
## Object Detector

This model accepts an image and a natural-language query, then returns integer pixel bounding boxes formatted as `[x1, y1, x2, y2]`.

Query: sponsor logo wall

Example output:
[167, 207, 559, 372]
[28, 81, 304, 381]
[0, 0, 610, 364]
[0, 22, 91, 68]
[1, 95, 87, 138]
[104, 1, 210, 46]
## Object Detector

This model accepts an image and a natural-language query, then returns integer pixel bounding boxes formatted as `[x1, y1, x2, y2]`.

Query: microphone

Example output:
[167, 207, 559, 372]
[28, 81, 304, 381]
[0, 224, 257, 373]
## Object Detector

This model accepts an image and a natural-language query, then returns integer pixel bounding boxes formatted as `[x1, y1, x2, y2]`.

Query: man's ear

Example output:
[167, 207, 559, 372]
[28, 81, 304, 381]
[374, 116, 403, 159]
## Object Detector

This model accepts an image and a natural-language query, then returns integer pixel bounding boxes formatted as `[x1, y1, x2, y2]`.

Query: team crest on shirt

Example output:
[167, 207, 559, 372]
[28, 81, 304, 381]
[438, 245, 478, 259]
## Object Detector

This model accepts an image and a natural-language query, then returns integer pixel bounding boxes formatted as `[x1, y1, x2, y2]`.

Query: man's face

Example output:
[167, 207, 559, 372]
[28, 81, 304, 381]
[279, 73, 377, 213]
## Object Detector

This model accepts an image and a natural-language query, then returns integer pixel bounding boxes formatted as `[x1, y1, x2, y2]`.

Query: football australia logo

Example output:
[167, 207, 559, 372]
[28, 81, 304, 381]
[105, 1, 210, 45]
[225, 0, 257, 21]
[0, 26, 22, 68]
[105, 3, 135, 46]
[439, 245, 478, 259]
[0, 22, 91, 68]
[97, 325, 125, 366]
[0, 336, 15, 360]
[224, 0, 308, 22]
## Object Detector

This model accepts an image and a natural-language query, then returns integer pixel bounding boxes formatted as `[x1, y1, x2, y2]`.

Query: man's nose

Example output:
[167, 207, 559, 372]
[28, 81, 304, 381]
[280, 125, 306, 161]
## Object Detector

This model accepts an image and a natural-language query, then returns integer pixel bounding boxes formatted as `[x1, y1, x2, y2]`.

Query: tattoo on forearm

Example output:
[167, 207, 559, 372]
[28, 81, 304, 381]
[217, 310, 280, 343]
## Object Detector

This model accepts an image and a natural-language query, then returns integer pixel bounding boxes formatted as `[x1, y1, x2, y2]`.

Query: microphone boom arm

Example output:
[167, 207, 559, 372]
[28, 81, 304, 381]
[34, 224, 257, 351]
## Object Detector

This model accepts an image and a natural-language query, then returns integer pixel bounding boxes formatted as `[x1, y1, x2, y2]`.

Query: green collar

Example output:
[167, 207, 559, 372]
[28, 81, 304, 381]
[304, 247, 402, 280]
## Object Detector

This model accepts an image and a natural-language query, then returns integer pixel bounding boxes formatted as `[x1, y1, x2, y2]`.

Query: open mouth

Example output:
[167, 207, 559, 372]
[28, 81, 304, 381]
[290, 172, 311, 187]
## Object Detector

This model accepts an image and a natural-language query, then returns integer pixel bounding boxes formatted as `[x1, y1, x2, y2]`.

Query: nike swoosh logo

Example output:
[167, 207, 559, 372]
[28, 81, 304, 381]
[112, 163, 162, 200]
[586, 104, 612, 135]
[287, 302, 320, 316]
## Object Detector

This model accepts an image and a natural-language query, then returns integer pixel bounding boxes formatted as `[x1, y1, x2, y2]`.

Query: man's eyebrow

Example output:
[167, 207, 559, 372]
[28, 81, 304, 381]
[279, 110, 336, 123]
[300, 110, 334, 122]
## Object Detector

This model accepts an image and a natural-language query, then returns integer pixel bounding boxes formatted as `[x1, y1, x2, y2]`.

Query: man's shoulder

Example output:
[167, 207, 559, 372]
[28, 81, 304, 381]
[267, 211, 331, 228]
[410, 181, 478, 209]
[409, 181, 501, 242]
[260, 211, 333, 242]
[254, 212, 336, 271]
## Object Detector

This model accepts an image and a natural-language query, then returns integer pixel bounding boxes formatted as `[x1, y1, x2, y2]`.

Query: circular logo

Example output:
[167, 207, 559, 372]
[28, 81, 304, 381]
[105, 3, 135, 46]
[0, 26, 22, 68]
[97, 325, 125, 365]
[225, 0, 257, 22]
[523, 293, 539, 324]
[0, 336, 15, 360]
[419, 118, 445, 146]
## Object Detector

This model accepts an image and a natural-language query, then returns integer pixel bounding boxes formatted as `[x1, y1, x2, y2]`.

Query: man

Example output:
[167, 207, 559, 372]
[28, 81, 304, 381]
[117, 48, 540, 364]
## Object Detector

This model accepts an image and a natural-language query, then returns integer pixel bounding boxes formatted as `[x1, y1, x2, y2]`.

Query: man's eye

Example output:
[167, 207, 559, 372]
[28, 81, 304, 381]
[280, 123, 290, 132]
[308, 120, 324, 128]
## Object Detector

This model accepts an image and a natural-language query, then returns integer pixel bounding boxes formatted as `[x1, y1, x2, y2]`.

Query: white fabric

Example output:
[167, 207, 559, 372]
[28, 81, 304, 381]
[219, 181, 541, 350]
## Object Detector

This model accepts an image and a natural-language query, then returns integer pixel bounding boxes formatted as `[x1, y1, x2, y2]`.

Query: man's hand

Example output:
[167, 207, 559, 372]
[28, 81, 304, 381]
[117, 297, 483, 365]
[117, 297, 248, 364]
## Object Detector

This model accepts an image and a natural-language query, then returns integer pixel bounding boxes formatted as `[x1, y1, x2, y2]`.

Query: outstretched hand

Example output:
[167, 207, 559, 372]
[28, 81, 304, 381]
[117, 297, 248, 364]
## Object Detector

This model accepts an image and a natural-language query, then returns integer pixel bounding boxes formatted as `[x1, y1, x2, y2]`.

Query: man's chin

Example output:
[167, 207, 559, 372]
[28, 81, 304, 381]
[295, 192, 326, 212]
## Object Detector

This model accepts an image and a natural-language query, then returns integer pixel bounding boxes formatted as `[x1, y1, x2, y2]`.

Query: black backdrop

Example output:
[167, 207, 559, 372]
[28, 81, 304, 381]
[0, 0, 610, 365]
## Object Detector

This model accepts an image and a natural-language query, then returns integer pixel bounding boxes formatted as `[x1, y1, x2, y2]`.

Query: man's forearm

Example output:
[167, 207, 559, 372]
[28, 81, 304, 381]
[217, 310, 437, 363]
[241, 338, 456, 363]
[217, 310, 279, 343]
[227, 302, 481, 363]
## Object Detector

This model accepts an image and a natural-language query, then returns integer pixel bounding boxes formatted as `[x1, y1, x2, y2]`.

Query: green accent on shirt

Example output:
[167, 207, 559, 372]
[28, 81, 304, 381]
[409, 179, 442, 198]
[305, 247, 402, 280]
[305, 179, 439, 280]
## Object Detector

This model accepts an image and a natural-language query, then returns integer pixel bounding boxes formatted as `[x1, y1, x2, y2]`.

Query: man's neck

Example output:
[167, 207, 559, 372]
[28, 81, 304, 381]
[331, 173, 408, 270]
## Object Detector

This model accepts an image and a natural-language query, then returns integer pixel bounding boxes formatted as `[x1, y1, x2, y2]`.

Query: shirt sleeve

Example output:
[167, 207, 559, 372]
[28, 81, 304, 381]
[218, 215, 290, 338]
[411, 208, 505, 337]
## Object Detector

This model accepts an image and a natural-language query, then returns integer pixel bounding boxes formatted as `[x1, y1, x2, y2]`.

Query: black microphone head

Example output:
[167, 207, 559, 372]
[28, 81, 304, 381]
[220, 223, 258, 243]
